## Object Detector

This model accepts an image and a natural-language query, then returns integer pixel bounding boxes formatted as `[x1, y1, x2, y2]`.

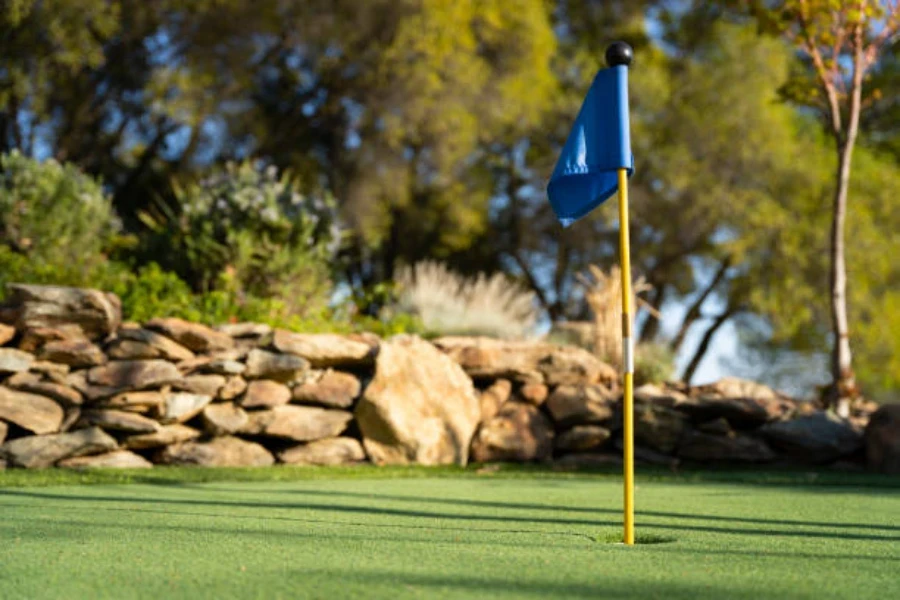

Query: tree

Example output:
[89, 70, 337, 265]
[748, 0, 900, 414]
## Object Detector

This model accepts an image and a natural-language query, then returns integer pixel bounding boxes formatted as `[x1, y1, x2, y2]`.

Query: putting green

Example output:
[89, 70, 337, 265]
[1, 472, 898, 599]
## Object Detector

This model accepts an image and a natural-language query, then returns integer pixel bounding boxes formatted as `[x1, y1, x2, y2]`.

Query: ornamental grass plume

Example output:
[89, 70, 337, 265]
[394, 261, 538, 339]
[578, 264, 659, 369]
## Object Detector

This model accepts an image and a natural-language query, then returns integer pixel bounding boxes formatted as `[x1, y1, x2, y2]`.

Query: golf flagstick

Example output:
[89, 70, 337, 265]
[618, 166, 635, 546]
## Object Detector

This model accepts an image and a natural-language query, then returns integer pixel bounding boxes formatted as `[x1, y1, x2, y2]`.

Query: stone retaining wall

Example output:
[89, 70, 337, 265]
[1, 284, 897, 473]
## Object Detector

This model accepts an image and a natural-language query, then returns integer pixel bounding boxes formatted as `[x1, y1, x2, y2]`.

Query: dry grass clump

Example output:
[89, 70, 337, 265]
[394, 261, 538, 339]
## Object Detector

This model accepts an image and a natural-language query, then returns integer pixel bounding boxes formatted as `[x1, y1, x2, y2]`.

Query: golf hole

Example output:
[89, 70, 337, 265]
[597, 532, 676, 545]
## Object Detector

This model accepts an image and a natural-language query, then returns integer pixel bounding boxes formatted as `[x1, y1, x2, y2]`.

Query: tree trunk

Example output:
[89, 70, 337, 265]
[638, 284, 666, 342]
[681, 307, 735, 385]
[827, 142, 857, 417]
[670, 257, 731, 354]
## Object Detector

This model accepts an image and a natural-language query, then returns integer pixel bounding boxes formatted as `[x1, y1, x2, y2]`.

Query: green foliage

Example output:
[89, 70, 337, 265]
[140, 161, 338, 320]
[0, 151, 119, 291]
[634, 343, 676, 386]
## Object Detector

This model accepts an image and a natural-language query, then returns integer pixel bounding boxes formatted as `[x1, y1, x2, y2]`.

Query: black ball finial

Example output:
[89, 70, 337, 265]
[605, 41, 633, 68]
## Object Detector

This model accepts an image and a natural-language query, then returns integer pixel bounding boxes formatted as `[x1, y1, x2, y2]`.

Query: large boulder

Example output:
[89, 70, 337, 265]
[241, 405, 353, 442]
[272, 330, 376, 367]
[88, 360, 182, 391]
[0, 386, 64, 434]
[1, 427, 118, 468]
[678, 430, 777, 463]
[433, 336, 616, 386]
[865, 404, 900, 474]
[1, 284, 121, 340]
[760, 411, 863, 464]
[278, 437, 367, 465]
[470, 402, 554, 463]
[355, 335, 480, 466]
[158, 436, 274, 467]
[145, 317, 234, 353]
[545, 384, 617, 428]
[292, 370, 362, 409]
[678, 377, 794, 427]
[58, 450, 153, 469]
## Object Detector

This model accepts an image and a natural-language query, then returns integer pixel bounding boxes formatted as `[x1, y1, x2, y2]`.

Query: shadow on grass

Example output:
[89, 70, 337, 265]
[1, 487, 898, 543]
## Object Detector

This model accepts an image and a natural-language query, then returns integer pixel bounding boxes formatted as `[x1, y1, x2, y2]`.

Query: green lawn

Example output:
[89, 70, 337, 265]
[1, 468, 898, 599]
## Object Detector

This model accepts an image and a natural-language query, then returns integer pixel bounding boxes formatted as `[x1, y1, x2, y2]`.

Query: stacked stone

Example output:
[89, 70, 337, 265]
[0, 284, 374, 469]
[1, 284, 895, 473]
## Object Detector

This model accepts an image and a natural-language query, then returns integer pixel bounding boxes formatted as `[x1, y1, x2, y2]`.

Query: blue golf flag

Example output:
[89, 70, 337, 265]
[547, 65, 633, 226]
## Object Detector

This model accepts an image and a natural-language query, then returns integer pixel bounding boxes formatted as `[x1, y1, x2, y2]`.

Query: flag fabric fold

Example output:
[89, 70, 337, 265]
[547, 65, 633, 226]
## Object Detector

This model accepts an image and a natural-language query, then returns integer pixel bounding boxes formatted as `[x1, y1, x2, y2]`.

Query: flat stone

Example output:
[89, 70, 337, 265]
[65, 370, 121, 402]
[0, 386, 64, 434]
[1, 427, 118, 468]
[679, 377, 795, 426]
[202, 359, 246, 376]
[545, 384, 617, 428]
[200, 402, 248, 435]
[88, 360, 182, 390]
[634, 403, 689, 454]
[18, 324, 87, 352]
[279, 437, 366, 465]
[635, 383, 690, 408]
[30, 360, 70, 378]
[3, 284, 121, 340]
[158, 436, 274, 467]
[240, 379, 291, 409]
[865, 404, 900, 474]
[156, 393, 212, 424]
[0, 348, 34, 373]
[124, 424, 201, 450]
[478, 379, 512, 422]
[0, 323, 15, 345]
[101, 390, 166, 411]
[58, 450, 153, 469]
[217, 376, 247, 401]
[678, 430, 777, 463]
[555, 425, 611, 452]
[114, 328, 195, 361]
[60, 407, 81, 432]
[173, 374, 226, 397]
[244, 349, 308, 381]
[760, 411, 863, 464]
[697, 417, 733, 436]
[433, 337, 616, 386]
[272, 330, 375, 367]
[519, 383, 549, 406]
[6, 378, 83, 407]
[38, 340, 106, 367]
[470, 402, 554, 463]
[292, 370, 361, 409]
[217, 322, 272, 339]
[242, 405, 353, 442]
[0, 420, 7, 444]
[355, 335, 480, 466]
[78, 409, 160, 433]
[145, 317, 234, 353]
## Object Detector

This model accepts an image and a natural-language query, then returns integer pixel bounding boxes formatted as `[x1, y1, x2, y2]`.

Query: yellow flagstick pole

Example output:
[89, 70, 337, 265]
[618, 167, 635, 546]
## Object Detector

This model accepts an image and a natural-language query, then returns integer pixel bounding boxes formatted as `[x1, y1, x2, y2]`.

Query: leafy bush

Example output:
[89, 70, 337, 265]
[0, 151, 119, 291]
[141, 162, 339, 320]
[392, 261, 538, 339]
[633, 342, 676, 386]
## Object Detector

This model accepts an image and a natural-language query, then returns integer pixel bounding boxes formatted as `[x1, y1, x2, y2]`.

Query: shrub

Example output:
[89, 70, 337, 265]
[392, 261, 538, 339]
[633, 342, 676, 386]
[0, 151, 118, 292]
[141, 161, 339, 320]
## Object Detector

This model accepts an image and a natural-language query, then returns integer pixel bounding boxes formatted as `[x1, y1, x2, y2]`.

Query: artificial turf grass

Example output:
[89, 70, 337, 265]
[1, 475, 898, 600]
